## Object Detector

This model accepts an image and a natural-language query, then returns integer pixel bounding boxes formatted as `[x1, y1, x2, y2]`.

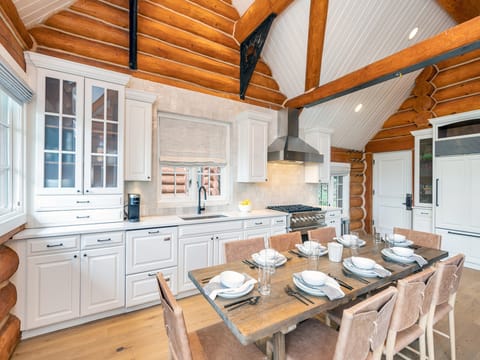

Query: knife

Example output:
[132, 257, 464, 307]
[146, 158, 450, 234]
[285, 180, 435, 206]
[342, 268, 370, 284]
[327, 273, 354, 290]
[224, 296, 255, 308]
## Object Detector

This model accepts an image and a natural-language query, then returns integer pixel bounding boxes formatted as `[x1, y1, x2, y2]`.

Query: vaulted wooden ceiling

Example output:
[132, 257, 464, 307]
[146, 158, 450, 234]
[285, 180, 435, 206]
[5, 0, 480, 150]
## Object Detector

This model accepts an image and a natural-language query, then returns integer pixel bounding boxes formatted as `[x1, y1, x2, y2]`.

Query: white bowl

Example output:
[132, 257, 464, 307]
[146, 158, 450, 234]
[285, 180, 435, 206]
[303, 241, 322, 249]
[301, 270, 327, 286]
[351, 256, 376, 270]
[238, 204, 252, 212]
[342, 234, 358, 245]
[392, 234, 406, 243]
[259, 248, 278, 260]
[392, 247, 414, 257]
[220, 271, 245, 288]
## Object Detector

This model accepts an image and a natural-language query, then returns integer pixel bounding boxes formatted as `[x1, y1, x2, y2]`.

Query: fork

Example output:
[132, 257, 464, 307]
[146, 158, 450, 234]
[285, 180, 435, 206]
[285, 285, 314, 305]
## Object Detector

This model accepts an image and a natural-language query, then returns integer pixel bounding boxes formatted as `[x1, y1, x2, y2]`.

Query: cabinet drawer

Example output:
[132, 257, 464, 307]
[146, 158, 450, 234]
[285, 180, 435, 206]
[179, 221, 243, 237]
[126, 228, 178, 274]
[413, 208, 432, 218]
[244, 218, 270, 229]
[27, 235, 80, 255]
[32, 208, 123, 227]
[82, 231, 124, 249]
[270, 216, 287, 227]
[126, 267, 177, 308]
[326, 210, 341, 218]
[35, 195, 123, 211]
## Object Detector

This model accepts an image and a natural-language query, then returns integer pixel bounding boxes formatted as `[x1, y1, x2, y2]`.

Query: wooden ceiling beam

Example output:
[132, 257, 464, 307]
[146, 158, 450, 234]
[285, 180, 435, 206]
[304, 0, 329, 91]
[234, 0, 293, 43]
[435, 0, 480, 23]
[0, 0, 33, 48]
[286, 16, 480, 109]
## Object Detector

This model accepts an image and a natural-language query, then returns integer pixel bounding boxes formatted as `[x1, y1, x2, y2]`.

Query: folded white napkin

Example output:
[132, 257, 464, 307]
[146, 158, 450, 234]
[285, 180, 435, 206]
[293, 273, 345, 300]
[203, 274, 257, 300]
[372, 265, 391, 278]
[296, 244, 326, 256]
[412, 254, 428, 267]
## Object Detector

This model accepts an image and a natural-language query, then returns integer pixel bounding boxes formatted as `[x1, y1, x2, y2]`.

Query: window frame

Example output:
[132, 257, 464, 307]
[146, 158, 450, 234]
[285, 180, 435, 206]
[0, 88, 26, 235]
[329, 162, 351, 218]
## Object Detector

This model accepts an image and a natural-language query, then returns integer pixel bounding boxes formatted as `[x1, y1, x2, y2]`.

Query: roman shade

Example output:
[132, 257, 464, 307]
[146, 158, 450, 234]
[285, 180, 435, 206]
[158, 113, 228, 166]
[0, 61, 32, 104]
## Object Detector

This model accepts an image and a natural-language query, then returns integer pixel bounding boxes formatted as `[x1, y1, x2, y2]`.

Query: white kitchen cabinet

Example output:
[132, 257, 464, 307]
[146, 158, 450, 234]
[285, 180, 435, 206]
[325, 210, 341, 237]
[237, 111, 270, 182]
[303, 128, 333, 183]
[24, 231, 125, 330]
[26, 251, 80, 329]
[80, 245, 125, 316]
[26, 53, 129, 227]
[125, 227, 178, 307]
[178, 221, 243, 293]
[435, 228, 480, 270]
[411, 129, 433, 207]
[412, 207, 432, 232]
[125, 89, 157, 181]
[244, 216, 287, 247]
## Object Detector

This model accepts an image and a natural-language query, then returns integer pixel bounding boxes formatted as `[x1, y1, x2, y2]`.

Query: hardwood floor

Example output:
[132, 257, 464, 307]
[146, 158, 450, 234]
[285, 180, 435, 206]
[12, 268, 480, 359]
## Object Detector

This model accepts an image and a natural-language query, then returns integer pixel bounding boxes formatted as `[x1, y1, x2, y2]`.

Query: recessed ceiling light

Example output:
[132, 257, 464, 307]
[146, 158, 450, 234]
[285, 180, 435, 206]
[408, 27, 419, 40]
[354, 103, 363, 112]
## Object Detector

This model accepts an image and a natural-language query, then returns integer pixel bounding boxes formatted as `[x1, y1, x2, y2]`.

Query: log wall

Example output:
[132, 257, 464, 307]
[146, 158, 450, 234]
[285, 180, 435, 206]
[0, 229, 21, 360]
[363, 49, 480, 233]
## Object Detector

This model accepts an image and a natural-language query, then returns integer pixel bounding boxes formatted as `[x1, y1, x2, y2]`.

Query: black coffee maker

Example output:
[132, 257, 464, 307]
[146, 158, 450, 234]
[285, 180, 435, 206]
[126, 193, 140, 222]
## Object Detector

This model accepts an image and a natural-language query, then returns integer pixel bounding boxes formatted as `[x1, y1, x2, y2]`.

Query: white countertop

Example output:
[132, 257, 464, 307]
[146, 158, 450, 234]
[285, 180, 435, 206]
[12, 209, 287, 240]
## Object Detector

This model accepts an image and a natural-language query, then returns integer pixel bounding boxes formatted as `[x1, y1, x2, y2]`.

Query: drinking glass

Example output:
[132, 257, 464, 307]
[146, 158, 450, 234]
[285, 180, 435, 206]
[328, 242, 343, 262]
[350, 231, 359, 256]
[258, 264, 273, 296]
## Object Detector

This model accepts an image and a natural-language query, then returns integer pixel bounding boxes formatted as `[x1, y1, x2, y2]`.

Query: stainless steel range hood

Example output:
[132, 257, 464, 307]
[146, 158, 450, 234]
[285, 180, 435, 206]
[268, 108, 323, 163]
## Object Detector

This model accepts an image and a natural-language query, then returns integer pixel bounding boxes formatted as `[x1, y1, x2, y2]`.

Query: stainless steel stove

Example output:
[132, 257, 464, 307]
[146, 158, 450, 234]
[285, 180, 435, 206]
[267, 204, 326, 235]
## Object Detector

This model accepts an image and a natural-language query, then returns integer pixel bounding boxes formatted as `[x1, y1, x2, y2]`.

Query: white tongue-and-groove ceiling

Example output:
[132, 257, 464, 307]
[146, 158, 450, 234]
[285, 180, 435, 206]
[12, 0, 456, 151]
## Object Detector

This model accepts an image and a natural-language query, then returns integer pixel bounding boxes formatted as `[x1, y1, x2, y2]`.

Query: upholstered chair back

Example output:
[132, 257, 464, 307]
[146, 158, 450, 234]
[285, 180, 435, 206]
[307, 226, 336, 245]
[269, 231, 302, 252]
[224, 237, 265, 263]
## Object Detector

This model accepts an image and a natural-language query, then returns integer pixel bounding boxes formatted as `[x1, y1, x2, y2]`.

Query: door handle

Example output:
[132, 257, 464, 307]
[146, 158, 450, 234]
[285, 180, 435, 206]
[402, 194, 412, 210]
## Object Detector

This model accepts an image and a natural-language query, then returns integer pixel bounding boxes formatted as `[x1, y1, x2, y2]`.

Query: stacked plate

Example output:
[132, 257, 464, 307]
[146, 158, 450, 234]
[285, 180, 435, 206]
[205, 272, 256, 299]
[292, 271, 341, 297]
[382, 248, 416, 264]
[343, 257, 391, 278]
[295, 241, 328, 256]
[387, 234, 414, 247]
[251, 252, 287, 267]
[335, 236, 366, 248]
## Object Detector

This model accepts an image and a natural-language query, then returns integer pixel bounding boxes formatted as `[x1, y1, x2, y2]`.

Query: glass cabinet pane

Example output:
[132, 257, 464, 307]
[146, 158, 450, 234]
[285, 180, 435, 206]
[61, 153, 75, 187]
[92, 86, 105, 119]
[45, 77, 59, 113]
[105, 156, 117, 187]
[419, 138, 433, 204]
[62, 80, 77, 116]
[91, 121, 104, 154]
[62, 117, 76, 152]
[91, 155, 104, 188]
[106, 123, 118, 154]
[44, 153, 59, 187]
[45, 115, 59, 150]
[106, 89, 118, 121]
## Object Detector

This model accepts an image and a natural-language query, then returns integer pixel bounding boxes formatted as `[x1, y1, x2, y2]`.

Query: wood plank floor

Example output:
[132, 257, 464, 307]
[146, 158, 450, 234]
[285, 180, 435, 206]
[12, 268, 480, 359]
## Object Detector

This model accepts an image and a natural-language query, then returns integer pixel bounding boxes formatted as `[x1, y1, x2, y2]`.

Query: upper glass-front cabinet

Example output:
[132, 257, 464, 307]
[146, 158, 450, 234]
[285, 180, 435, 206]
[37, 70, 123, 195]
[412, 128, 433, 207]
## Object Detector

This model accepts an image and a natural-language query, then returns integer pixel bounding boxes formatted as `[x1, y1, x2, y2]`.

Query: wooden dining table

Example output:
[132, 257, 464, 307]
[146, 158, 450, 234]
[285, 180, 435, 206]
[188, 239, 448, 360]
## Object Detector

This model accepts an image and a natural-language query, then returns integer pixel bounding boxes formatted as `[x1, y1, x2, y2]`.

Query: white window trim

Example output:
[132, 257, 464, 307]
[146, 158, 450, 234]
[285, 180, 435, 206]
[0, 95, 26, 236]
[156, 113, 231, 208]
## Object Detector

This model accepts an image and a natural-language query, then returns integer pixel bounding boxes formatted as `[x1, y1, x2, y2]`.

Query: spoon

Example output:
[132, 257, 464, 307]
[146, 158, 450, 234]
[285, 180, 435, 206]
[226, 296, 260, 311]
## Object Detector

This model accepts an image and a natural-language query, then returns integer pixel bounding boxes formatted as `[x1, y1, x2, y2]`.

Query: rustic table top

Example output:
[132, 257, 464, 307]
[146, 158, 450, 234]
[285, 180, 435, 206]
[188, 238, 448, 360]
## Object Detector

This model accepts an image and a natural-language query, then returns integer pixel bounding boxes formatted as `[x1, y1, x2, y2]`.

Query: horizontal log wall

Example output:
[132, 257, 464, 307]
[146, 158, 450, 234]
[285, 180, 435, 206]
[331, 147, 365, 233]
[364, 49, 480, 233]
[29, 0, 286, 109]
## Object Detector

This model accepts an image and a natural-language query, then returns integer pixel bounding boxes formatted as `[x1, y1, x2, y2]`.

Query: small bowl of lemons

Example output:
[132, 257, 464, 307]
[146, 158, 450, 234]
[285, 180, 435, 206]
[238, 199, 252, 212]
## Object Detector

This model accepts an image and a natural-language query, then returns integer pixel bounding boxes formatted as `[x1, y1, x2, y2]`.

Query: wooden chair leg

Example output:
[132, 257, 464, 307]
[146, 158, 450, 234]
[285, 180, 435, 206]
[449, 310, 456, 360]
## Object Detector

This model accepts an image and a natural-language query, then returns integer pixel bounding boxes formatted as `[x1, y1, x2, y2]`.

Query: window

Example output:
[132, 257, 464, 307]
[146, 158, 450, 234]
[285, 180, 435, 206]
[328, 162, 351, 217]
[0, 88, 25, 234]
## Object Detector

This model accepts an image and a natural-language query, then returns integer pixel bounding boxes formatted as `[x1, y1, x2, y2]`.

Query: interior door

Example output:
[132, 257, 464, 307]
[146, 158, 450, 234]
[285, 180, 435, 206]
[373, 151, 412, 235]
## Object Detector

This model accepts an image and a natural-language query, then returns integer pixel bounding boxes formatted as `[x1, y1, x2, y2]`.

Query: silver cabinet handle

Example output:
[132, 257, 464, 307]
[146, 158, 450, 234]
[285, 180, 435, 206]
[447, 230, 480, 238]
[97, 238, 112, 242]
[46, 243, 63, 248]
[148, 230, 160, 234]
[255, 221, 264, 225]
[420, 212, 429, 215]
[76, 200, 90, 204]
[148, 272, 157, 277]
[163, 237, 171, 241]
[76, 215, 90, 219]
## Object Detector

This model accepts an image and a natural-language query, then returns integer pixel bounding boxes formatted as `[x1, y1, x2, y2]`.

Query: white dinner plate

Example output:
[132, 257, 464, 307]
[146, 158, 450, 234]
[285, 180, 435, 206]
[387, 239, 414, 247]
[336, 237, 366, 248]
[381, 248, 416, 264]
[207, 275, 256, 299]
[252, 252, 287, 267]
[343, 257, 388, 278]
[293, 274, 340, 296]
[295, 244, 328, 256]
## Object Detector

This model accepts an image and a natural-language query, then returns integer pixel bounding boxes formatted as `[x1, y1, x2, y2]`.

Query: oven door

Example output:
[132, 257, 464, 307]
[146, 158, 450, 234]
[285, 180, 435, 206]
[291, 224, 327, 242]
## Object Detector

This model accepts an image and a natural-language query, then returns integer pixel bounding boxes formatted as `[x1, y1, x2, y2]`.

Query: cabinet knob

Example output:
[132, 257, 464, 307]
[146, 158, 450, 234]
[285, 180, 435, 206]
[83, 253, 87, 257]
[73, 255, 77, 258]
[215, 236, 219, 240]
[85, 189, 90, 193]
[147, 176, 151, 180]
[77, 189, 81, 193]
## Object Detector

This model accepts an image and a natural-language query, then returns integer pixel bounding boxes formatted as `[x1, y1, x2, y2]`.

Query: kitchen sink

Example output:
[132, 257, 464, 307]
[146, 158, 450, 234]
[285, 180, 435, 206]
[180, 214, 228, 221]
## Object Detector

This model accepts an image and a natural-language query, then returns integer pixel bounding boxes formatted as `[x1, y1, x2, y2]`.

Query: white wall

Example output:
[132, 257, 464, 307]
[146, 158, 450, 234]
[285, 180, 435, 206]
[125, 78, 318, 216]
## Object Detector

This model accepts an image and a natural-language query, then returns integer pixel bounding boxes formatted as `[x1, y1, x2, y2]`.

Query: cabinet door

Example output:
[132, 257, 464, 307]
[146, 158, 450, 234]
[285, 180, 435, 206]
[80, 246, 125, 316]
[237, 114, 268, 182]
[214, 231, 243, 265]
[26, 252, 80, 329]
[36, 69, 84, 195]
[304, 130, 331, 183]
[126, 228, 177, 274]
[412, 208, 432, 232]
[84, 79, 124, 194]
[178, 235, 214, 292]
[125, 98, 152, 181]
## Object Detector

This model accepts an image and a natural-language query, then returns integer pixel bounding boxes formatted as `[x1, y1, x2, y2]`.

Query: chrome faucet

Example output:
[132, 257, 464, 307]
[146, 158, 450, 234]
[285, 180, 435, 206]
[197, 185, 207, 214]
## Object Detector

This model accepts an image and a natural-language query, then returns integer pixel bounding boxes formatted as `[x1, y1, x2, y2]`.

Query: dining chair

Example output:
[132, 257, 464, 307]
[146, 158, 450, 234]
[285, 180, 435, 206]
[156, 273, 267, 360]
[307, 226, 336, 245]
[282, 286, 398, 360]
[269, 231, 302, 252]
[426, 253, 465, 360]
[384, 267, 438, 360]
[393, 227, 442, 249]
[224, 237, 265, 263]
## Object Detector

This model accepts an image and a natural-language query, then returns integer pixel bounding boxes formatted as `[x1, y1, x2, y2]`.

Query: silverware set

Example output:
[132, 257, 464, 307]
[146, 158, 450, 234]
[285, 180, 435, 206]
[342, 268, 370, 284]
[327, 273, 354, 290]
[224, 296, 260, 311]
[284, 284, 314, 305]
[288, 249, 308, 258]
[242, 259, 258, 268]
